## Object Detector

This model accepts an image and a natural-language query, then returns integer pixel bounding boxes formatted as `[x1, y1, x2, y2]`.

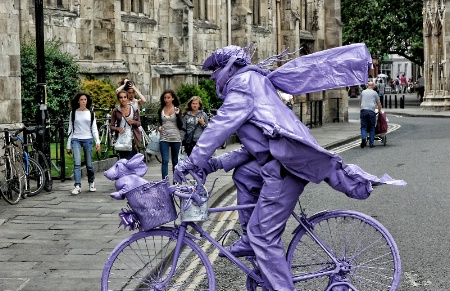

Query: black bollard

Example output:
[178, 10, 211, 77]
[400, 95, 405, 109]
[389, 95, 392, 108]
[384, 95, 387, 107]
[394, 95, 398, 108]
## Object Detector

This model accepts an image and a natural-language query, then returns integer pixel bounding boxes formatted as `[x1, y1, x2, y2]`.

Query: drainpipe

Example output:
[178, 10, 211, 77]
[227, 0, 231, 44]
[276, 0, 281, 54]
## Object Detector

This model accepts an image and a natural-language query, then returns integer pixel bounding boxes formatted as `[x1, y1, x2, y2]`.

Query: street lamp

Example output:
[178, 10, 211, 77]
[35, 0, 50, 164]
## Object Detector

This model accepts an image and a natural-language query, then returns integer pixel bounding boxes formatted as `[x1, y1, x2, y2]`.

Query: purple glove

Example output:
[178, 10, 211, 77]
[174, 157, 199, 183]
[202, 157, 223, 175]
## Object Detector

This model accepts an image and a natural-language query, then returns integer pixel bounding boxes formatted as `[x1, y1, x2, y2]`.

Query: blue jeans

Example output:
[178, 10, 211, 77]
[71, 138, 95, 186]
[360, 109, 376, 146]
[160, 141, 181, 179]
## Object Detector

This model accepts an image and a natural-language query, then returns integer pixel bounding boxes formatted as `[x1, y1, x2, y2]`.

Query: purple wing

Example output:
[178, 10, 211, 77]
[268, 43, 372, 95]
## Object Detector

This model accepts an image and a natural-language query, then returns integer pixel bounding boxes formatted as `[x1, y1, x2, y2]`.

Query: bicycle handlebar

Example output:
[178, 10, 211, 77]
[168, 170, 207, 206]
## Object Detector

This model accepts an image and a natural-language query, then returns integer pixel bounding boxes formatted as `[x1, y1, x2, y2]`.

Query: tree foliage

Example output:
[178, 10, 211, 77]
[81, 78, 117, 118]
[342, 0, 423, 65]
[21, 40, 81, 121]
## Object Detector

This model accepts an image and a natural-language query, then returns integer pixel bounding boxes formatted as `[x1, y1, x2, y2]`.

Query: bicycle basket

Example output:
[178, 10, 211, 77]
[125, 178, 177, 231]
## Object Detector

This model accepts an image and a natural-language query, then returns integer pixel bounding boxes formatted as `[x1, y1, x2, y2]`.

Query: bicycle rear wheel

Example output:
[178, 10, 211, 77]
[34, 150, 53, 192]
[0, 157, 23, 205]
[26, 157, 45, 197]
[101, 229, 215, 291]
[286, 210, 401, 291]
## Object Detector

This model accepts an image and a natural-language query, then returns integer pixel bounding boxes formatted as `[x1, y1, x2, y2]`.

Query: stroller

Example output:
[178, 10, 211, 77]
[374, 110, 388, 146]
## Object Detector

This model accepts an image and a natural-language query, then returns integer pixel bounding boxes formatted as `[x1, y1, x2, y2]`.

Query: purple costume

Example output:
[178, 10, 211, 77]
[175, 44, 406, 291]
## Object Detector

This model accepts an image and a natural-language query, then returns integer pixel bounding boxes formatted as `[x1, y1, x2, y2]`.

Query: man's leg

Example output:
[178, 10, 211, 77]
[368, 111, 376, 147]
[219, 160, 262, 257]
[247, 160, 307, 291]
[360, 110, 368, 148]
[233, 160, 263, 235]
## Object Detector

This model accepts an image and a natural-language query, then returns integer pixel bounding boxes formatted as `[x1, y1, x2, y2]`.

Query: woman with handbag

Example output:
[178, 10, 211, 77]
[158, 89, 183, 179]
[110, 90, 142, 160]
[66, 92, 101, 195]
[181, 96, 208, 156]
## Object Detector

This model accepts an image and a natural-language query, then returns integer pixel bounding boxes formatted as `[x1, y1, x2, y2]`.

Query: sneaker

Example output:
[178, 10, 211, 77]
[71, 185, 81, 195]
[89, 182, 96, 192]
[369, 144, 375, 148]
[219, 235, 255, 257]
[360, 138, 367, 148]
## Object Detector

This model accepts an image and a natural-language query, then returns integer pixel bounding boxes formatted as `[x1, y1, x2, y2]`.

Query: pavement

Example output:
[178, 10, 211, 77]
[1, 92, 449, 290]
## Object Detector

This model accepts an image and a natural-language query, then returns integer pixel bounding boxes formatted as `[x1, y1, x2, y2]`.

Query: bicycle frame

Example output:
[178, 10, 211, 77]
[161, 202, 360, 290]
[160, 203, 266, 288]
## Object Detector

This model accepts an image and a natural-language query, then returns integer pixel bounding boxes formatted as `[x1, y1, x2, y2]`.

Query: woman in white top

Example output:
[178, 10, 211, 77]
[66, 93, 101, 195]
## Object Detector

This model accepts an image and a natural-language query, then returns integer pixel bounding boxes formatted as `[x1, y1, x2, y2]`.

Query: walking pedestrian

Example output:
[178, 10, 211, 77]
[66, 92, 101, 195]
[158, 89, 182, 179]
[110, 90, 142, 160]
[116, 78, 147, 110]
[180, 96, 208, 156]
[360, 82, 382, 148]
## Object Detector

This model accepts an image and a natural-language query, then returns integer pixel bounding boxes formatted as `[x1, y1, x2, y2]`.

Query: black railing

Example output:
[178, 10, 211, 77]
[24, 117, 68, 181]
[299, 100, 323, 128]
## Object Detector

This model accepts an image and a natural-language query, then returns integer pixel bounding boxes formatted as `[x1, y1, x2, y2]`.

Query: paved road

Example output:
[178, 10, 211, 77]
[1, 92, 449, 290]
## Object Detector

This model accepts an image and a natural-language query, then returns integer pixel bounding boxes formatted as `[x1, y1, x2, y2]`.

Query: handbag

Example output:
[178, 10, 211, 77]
[114, 125, 133, 151]
[182, 123, 200, 146]
[146, 129, 160, 154]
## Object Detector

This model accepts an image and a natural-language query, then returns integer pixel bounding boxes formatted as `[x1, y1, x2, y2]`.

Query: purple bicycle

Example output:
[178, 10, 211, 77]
[101, 170, 401, 290]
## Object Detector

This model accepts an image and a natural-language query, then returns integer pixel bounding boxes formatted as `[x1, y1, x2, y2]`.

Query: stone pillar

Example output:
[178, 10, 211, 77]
[0, 0, 22, 125]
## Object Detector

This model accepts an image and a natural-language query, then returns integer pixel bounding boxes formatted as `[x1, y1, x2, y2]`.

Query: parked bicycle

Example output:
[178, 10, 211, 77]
[22, 126, 53, 192]
[11, 128, 46, 197]
[95, 108, 116, 160]
[101, 168, 401, 290]
[0, 128, 25, 204]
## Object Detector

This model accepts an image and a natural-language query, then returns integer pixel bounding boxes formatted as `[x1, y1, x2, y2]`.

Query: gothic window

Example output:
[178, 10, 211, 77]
[121, 0, 149, 15]
[46, 0, 65, 8]
[251, 0, 261, 25]
[194, 0, 208, 21]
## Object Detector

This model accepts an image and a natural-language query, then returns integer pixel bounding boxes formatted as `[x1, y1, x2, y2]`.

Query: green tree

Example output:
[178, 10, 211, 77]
[342, 0, 423, 65]
[176, 83, 210, 110]
[21, 40, 81, 121]
[199, 79, 222, 110]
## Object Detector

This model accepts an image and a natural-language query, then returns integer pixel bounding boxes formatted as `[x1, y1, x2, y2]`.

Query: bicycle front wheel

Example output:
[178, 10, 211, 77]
[286, 210, 401, 291]
[26, 157, 45, 197]
[101, 229, 215, 291]
[0, 157, 23, 205]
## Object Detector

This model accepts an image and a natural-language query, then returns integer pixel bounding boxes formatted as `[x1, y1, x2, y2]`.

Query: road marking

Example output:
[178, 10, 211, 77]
[330, 123, 401, 154]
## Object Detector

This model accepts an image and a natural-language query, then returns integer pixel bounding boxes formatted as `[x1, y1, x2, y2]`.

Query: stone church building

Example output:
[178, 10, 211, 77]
[421, 0, 450, 110]
[2, 0, 349, 127]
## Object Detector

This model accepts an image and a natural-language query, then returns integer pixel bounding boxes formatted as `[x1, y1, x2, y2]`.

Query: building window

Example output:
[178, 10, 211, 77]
[46, 0, 65, 8]
[194, 0, 208, 20]
[404, 64, 408, 76]
[251, 0, 261, 25]
[121, 0, 150, 15]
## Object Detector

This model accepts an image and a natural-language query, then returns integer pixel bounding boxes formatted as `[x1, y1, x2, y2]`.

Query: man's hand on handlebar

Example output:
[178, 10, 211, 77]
[174, 158, 199, 183]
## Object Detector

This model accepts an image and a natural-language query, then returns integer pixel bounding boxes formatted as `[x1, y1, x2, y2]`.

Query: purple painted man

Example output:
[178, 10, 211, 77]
[174, 44, 406, 291]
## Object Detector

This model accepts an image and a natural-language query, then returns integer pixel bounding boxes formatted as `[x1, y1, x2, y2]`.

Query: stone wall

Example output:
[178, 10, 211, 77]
[1, 0, 22, 125]
[13, 0, 345, 121]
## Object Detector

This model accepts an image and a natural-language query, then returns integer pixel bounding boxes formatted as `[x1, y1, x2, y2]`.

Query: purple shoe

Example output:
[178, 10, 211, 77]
[219, 235, 255, 257]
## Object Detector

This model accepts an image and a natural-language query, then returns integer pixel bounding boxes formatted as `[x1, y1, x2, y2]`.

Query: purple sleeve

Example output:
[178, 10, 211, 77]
[189, 85, 253, 169]
[217, 146, 253, 172]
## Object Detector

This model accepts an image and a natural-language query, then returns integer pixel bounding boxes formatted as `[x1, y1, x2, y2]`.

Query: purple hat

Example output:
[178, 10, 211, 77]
[202, 45, 253, 70]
